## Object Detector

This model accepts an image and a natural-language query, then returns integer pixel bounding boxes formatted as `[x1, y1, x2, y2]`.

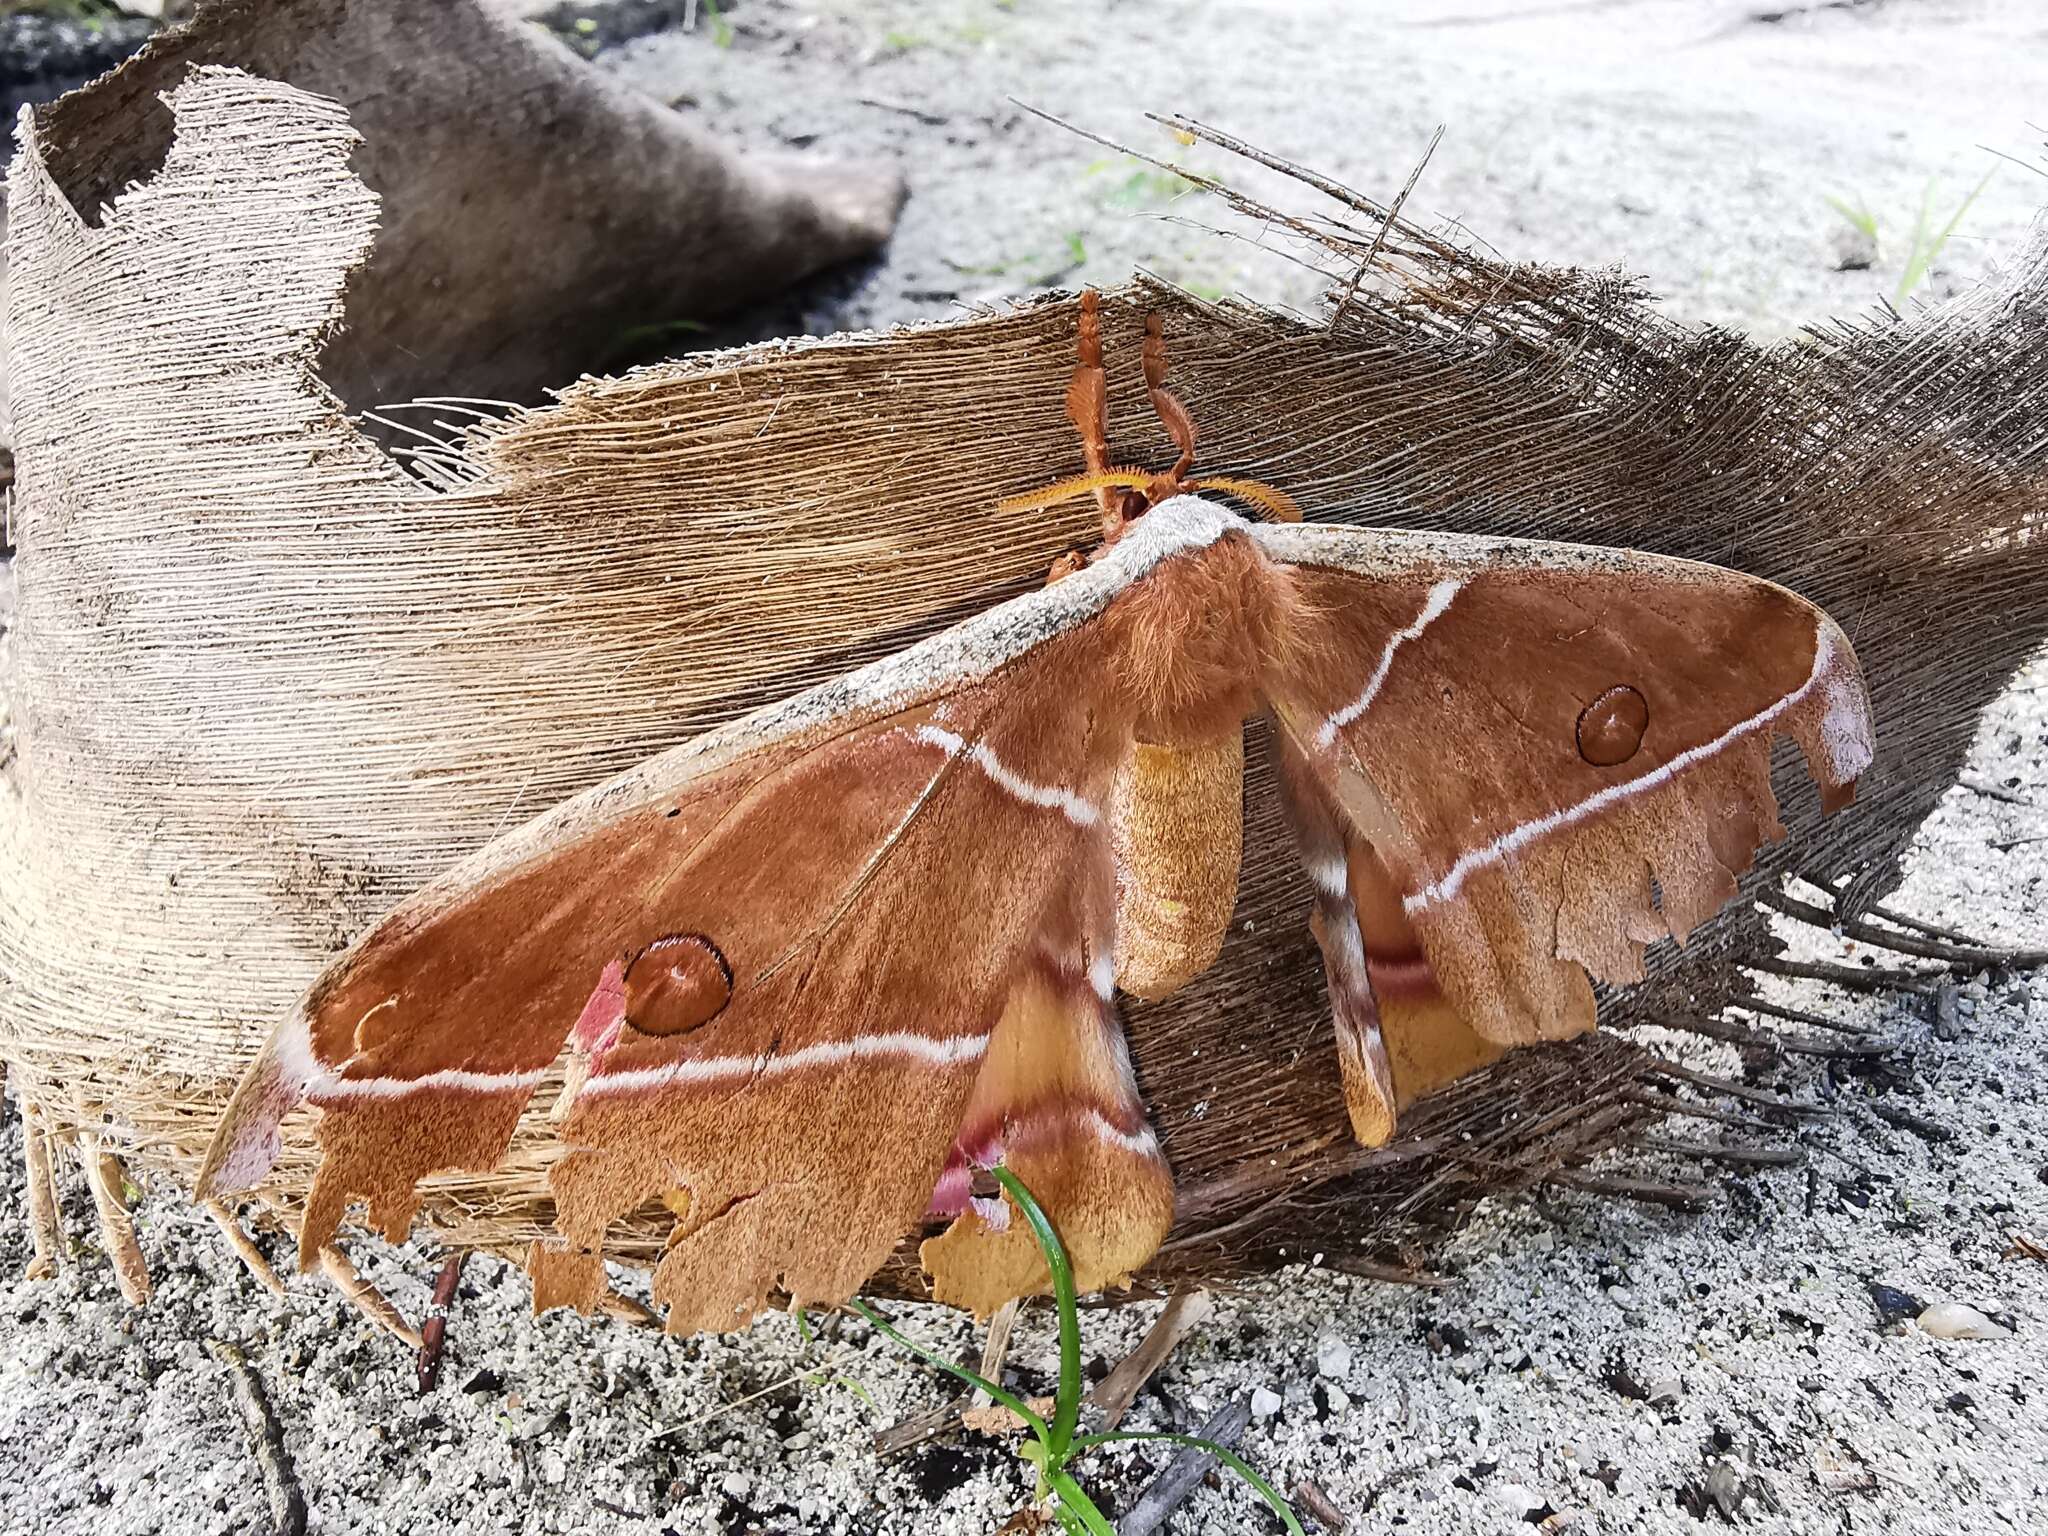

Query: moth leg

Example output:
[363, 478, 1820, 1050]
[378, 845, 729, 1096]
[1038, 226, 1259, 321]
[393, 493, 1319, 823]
[1140, 312, 1197, 485]
[920, 851, 1173, 1318]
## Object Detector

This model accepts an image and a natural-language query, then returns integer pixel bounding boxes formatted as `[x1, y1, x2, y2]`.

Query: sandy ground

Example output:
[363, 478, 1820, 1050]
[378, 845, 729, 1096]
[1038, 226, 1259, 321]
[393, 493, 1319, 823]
[2, 1, 2046, 1533]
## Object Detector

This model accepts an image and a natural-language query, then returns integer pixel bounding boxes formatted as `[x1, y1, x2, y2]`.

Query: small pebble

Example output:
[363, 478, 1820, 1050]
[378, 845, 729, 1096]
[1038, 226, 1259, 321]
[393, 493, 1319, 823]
[1647, 1376, 1682, 1406]
[1495, 1482, 1545, 1516]
[721, 1471, 754, 1499]
[1324, 1383, 1351, 1414]
[1867, 1283, 1926, 1327]
[1916, 1302, 2013, 1341]
[1250, 1386, 1283, 1418]
[1316, 1337, 1354, 1379]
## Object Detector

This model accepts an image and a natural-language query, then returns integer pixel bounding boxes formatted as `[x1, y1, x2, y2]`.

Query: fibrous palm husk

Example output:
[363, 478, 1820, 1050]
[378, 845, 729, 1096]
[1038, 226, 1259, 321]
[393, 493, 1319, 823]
[19, 0, 905, 418]
[1, 68, 2043, 1314]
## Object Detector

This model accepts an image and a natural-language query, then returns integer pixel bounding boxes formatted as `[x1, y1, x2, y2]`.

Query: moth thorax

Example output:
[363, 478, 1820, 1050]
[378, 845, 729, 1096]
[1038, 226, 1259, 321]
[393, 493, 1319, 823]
[1106, 531, 1275, 746]
[1109, 732, 1245, 1001]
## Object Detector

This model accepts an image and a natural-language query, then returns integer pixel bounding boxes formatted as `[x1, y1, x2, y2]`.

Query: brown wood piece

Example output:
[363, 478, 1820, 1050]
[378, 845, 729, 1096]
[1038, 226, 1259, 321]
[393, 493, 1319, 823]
[207, 1339, 309, 1536]
[1735, 996, 1882, 1036]
[1294, 1478, 1351, 1533]
[1091, 1289, 1215, 1431]
[417, 1251, 468, 1393]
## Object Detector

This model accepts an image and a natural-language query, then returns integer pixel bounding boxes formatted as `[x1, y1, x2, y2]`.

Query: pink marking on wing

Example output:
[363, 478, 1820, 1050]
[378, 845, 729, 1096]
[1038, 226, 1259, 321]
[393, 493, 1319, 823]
[970, 1195, 1011, 1232]
[926, 1129, 1005, 1218]
[570, 960, 627, 1058]
[213, 1058, 309, 1191]
[1364, 955, 1435, 999]
[927, 1164, 974, 1220]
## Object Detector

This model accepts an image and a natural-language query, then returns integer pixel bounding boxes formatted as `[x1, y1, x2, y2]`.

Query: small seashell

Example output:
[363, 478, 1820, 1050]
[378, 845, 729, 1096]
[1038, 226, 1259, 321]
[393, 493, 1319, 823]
[1915, 1301, 2012, 1341]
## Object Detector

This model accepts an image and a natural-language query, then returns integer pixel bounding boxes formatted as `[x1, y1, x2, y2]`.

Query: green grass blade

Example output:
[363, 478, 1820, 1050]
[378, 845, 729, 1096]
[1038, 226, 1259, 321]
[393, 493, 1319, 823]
[1822, 193, 1877, 241]
[1894, 170, 1993, 306]
[989, 1165, 1084, 1455]
[1071, 1430, 1308, 1535]
[1932, 169, 1994, 256]
[1048, 1471, 1119, 1536]
[847, 1299, 1053, 1444]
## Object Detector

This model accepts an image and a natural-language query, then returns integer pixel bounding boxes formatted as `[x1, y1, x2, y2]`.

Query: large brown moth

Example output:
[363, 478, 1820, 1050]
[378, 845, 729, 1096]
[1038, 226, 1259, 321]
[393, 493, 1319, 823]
[198, 292, 1875, 1332]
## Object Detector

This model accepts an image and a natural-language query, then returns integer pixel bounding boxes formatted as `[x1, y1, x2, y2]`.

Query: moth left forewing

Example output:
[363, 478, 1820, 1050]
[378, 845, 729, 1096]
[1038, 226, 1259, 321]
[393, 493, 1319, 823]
[1253, 521, 1874, 1070]
[198, 506, 1248, 1329]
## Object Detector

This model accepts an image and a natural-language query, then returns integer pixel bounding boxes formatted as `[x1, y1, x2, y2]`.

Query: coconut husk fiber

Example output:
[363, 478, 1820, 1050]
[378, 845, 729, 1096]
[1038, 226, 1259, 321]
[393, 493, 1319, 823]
[20, 0, 905, 419]
[3, 68, 2046, 1316]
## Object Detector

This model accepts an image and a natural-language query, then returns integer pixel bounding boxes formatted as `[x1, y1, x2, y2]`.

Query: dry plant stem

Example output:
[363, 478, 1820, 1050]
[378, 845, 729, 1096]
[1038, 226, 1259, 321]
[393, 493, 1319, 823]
[207, 1339, 308, 1536]
[1866, 1102, 1956, 1143]
[1329, 125, 1445, 328]
[22, 1102, 63, 1280]
[1736, 996, 1883, 1036]
[1750, 954, 1939, 994]
[1765, 888, 2047, 969]
[1119, 1398, 1253, 1536]
[1624, 1134, 1804, 1168]
[1548, 1168, 1710, 1210]
[203, 1199, 286, 1296]
[1293, 1478, 1351, 1533]
[1960, 774, 2034, 806]
[1644, 1011, 1898, 1059]
[973, 1297, 1023, 1409]
[1865, 903, 1987, 947]
[1091, 1290, 1215, 1431]
[80, 1134, 151, 1307]
[317, 1245, 424, 1350]
[416, 1252, 467, 1394]
[1642, 1060, 1829, 1116]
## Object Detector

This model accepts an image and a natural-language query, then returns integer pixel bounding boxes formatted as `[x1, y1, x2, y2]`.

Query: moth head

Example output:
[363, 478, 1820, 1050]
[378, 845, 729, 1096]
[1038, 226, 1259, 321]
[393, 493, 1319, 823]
[997, 288, 1304, 577]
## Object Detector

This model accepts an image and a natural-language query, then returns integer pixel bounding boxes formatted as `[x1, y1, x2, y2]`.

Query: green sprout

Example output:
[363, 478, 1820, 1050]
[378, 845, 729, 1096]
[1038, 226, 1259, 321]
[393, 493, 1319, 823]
[1825, 172, 1996, 305]
[849, 1165, 1303, 1535]
[1894, 171, 1993, 306]
[700, 0, 734, 49]
[1822, 193, 1877, 244]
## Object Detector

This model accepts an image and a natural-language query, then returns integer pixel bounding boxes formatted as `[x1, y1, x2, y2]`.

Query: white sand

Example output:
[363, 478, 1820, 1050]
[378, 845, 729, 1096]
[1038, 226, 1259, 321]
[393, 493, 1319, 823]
[2, 2, 2045, 1533]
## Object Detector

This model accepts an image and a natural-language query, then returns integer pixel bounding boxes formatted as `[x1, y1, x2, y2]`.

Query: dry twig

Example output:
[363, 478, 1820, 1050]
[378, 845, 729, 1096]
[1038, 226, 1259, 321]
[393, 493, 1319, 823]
[1294, 1477, 1350, 1532]
[417, 1252, 467, 1393]
[207, 1339, 308, 1536]
[1119, 1399, 1253, 1536]
[1092, 1290, 1215, 1431]
[1750, 954, 1940, 994]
